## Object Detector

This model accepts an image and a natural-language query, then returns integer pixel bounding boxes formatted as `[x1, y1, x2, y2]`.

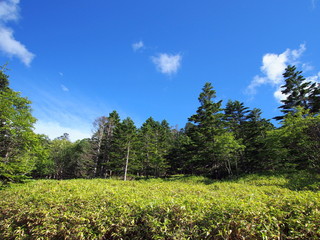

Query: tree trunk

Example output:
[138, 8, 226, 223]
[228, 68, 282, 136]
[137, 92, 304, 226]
[124, 142, 130, 181]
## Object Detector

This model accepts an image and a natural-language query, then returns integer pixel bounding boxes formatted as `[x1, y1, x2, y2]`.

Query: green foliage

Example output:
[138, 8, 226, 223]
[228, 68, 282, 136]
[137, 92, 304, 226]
[93, 111, 120, 178]
[112, 117, 138, 180]
[138, 117, 171, 177]
[31, 134, 53, 178]
[275, 65, 320, 120]
[186, 83, 245, 177]
[0, 172, 319, 239]
[0, 68, 39, 183]
[266, 108, 320, 172]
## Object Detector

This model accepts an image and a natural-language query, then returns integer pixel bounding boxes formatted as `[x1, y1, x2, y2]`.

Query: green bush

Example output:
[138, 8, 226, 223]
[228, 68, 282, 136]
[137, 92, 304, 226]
[0, 173, 319, 239]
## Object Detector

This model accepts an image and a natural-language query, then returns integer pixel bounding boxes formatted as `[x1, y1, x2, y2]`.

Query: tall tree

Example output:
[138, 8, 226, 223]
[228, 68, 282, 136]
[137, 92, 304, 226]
[0, 68, 39, 183]
[138, 117, 170, 178]
[91, 116, 108, 177]
[224, 100, 250, 139]
[275, 65, 318, 120]
[91, 111, 120, 178]
[308, 82, 320, 114]
[50, 135, 73, 179]
[113, 117, 137, 180]
[241, 108, 274, 172]
[187, 82, 226, 176]
[266, 108, 320, 172]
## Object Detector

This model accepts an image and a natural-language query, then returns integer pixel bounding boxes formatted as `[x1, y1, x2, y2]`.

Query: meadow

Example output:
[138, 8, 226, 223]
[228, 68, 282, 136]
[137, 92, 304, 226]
[0, 172, 319, 239]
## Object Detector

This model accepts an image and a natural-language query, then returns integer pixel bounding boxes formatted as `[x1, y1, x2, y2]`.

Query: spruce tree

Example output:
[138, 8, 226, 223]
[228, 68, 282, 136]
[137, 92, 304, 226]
[275, 65, 317, 120]
[187, 82, 225, 176]
[113, 117, 137, 180]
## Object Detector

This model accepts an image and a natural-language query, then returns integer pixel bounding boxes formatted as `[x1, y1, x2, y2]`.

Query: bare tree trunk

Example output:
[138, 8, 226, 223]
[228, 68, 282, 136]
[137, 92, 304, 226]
[124, 142, 130, 181]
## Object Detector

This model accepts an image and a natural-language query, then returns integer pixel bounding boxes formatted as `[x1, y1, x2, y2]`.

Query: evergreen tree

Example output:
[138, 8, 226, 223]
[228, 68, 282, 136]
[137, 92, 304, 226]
[138, 117, 170, 177]
[241, 108, 274, 172]
[224, 100, 250, 139]
[112, 117, 137, 180]
[67, 138, 95, 178]
[93, 111, 120, 178]
[275, 65, 318, 120]
[187, 82, 226, 176]
[167, 127, 190, 175]
[308, 82, 320, 114]
[266, 108, 320, 172]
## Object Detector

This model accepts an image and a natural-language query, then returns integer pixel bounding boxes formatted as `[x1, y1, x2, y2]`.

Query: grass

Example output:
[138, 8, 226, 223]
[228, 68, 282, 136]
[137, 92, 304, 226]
[0, 172, 319, 239]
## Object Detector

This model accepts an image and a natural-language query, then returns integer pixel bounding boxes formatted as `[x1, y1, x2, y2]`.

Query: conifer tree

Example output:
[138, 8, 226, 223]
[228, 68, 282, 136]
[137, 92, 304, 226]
[275, 65, 318, 120]
[113, 117, 137, 180]
[138, 117, 170, 177]
[224, 100, 250, 139]
[92, 111, 120, 178]
[187, 82, 225, 176]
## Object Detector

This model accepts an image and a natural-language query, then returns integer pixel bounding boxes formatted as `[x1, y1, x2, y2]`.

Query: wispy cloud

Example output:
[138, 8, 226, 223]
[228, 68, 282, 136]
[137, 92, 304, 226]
[0, 0, 35, 66]
[59, 72, 64, 76]
[34, 120, 91, 142]
[306, 71, 320, 83]
[61, 84, 69, 92]
[132, 41, 144, 51]
[31, 88, 111, 142]
[311, 0, 318, 9]
[247, 44, 306, 101]
[151, 53, 182, 75]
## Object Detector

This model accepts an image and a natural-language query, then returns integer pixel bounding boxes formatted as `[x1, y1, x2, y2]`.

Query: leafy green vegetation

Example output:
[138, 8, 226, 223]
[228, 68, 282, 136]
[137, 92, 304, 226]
[1, 172, 319, 239]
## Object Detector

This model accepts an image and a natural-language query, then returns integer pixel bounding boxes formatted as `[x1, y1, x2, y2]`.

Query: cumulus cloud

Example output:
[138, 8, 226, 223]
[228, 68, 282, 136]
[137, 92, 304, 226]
[0, 0, 34, 66]
[247, 44, 306, 100]
[151, 53, 182, 75]
[273, 86, 288, 102]
[34, 120, 91, 142]
[132, 41, 144, 51]
[0, 0, 20, 22]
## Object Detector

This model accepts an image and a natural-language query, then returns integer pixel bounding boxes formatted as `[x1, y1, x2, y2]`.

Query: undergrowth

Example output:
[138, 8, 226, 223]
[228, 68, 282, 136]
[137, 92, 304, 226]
[0, 171, 319, 239]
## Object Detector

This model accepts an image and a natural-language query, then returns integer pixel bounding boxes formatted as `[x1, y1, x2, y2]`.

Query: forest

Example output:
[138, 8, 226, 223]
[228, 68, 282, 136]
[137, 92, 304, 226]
[0, 64, 320, 185]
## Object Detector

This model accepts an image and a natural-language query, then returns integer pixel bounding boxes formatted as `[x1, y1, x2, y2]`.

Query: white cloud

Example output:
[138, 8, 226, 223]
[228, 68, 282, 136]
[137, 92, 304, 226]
[306, 72, 320, 83]
[59, 72, 64, 76]
[34, 120, 91, 142]
[0, 0, 34, 66]
[151, 53, 182, 75]
[0, 26, 35, 66]
[247, 44, 306, 98]
[132, 41, 144, 51]
[61, 84, 69, 92]
[273, 86, 288, 102]
[0, 0, 20, 22]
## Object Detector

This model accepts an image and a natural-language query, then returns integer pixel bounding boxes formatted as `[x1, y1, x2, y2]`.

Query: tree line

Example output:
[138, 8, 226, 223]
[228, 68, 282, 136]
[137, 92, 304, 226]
[1, 65, 320, 184]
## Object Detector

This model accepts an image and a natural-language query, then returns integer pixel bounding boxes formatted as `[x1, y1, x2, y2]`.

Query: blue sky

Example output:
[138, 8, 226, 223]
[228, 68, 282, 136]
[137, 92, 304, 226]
[0, 0, 320, 141]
